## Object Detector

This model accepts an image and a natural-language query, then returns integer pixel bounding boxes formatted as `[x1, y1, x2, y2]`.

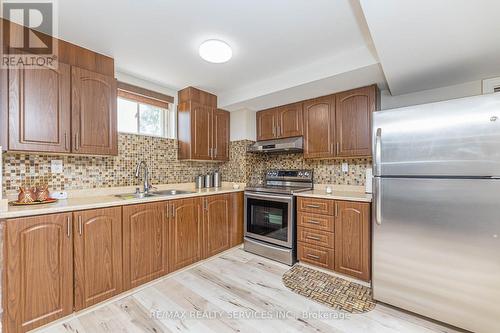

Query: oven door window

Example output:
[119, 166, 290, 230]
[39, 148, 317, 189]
[247, 198, 288, 242]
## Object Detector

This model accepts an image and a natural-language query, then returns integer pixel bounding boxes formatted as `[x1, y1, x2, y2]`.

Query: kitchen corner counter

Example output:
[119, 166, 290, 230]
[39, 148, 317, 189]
[0, 182, 245, 219]
[294, 184, 372, 203]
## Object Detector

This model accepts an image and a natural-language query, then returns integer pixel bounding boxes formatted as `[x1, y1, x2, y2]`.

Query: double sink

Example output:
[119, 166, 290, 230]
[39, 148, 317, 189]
[115, 189, 194, 200]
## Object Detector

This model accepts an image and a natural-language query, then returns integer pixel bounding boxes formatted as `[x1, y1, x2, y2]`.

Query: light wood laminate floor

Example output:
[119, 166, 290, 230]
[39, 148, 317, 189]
[35, 249, 463, 333]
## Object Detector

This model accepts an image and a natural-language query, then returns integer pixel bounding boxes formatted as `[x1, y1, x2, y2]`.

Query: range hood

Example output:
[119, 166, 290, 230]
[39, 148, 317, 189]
[247, 137, 303, 153]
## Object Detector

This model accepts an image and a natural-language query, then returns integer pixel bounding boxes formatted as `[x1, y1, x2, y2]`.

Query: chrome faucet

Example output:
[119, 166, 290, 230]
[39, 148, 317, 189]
[135, 161, 152, 193]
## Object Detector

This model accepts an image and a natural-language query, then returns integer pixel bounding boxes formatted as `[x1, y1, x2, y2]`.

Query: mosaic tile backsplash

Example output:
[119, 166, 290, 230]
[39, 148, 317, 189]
[1, 135, 370, 194]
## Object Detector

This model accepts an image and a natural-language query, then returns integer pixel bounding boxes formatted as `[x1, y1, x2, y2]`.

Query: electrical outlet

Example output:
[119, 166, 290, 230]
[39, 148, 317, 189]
[341, 162, 349, 173]
[51, 160, 63, 174]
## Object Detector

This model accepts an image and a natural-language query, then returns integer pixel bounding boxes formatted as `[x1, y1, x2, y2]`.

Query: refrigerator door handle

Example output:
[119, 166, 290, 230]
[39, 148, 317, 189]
[374, 128, 382, 176]
[375, 177, 382, 225]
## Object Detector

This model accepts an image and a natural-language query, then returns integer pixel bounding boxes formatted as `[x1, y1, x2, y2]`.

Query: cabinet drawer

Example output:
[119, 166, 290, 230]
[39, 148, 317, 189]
[297, 212, 335, 232]
[298, 243, 334, 269]
[297, 227, 334, 249]
[297, 197, 334, 215]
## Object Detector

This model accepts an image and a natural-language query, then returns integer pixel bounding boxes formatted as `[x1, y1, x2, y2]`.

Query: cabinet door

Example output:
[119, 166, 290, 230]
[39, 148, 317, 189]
[277, 103, 303, 138]
[5, 213, 73, 333]
[8, 63, 71, 153]
[230, 192, 244, 247]
[190, 102, 213, 160]
[170, 198, 203, 271]
[335, 86, 375, 157]
[73, 207, 123, 311]
[123, 202, 169, 290]
[71, 66, 117, 155]
[334, 201, 371, 281]
[256, 108, 277, 140]
[303, 96, 336, 159]
[213, 109, 230, 161]
[203, 194, 231, 258]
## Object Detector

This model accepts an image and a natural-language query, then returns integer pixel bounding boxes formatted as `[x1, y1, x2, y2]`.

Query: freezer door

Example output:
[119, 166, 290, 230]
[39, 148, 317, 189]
[373, 93, 500, 176]
[372, 177, 500, 333]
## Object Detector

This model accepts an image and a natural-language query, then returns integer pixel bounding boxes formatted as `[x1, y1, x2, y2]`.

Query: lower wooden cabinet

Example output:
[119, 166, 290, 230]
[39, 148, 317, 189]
[123, 202, 170, 290]
[169, 197, 203, 271]
[202, 194, 231, 258]
[297, 197, 371, 282]
[5, 213, 74, 333]
[230, 192, 244, 247]
[73, 207, 123, 310]
[334, 201, 371, 281]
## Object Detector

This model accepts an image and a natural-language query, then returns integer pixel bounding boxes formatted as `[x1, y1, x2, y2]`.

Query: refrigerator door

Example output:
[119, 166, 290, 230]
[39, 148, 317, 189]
[373, 93, 500, 176]
[372, 177, 500, 333]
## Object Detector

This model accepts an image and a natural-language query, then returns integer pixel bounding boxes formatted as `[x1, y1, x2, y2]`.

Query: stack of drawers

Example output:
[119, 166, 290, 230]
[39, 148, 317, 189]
[297, 197, 336, 270]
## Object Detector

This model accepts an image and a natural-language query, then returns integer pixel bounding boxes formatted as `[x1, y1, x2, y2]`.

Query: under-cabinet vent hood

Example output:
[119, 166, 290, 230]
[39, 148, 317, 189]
[247, 137, 303, 153]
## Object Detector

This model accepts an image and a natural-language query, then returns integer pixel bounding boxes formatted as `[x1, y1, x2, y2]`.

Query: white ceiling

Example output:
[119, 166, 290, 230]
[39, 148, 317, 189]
[360, 0, 500, 95]
[51, 0, 500, 109]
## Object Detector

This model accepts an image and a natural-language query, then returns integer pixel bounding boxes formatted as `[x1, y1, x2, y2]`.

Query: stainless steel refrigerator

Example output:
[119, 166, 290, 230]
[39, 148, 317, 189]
[372, 93, 500, 333]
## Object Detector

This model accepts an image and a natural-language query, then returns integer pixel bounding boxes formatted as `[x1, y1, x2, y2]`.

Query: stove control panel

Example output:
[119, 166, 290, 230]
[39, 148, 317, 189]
[266, 169, 313, 181]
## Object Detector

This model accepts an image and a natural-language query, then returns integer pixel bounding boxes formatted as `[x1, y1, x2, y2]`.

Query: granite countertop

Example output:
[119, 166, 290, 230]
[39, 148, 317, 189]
[294, 184, 372, 203]
[0, 182, 245, 219]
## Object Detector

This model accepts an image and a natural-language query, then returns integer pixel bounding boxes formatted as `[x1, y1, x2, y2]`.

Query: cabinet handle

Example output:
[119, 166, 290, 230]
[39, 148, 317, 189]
[307, 220, 321, 225]
[336, 142, 340, 155]
[306, 204, 320, 208]
[214, 147, 217, 157]
[166, 205, 170, 219]
[204, 198, 208, 211]
[74, 132, 80, 151]
[64, 133, 68, 150]
[306, 254, 320, 260]
[171, 204, 175, 218]
[277, 125, 281, 136]
[78, 216, 83, 235]
[335, 203, 339, 217]
[306, 235, 321, 241]
[66, 217, 71, 238]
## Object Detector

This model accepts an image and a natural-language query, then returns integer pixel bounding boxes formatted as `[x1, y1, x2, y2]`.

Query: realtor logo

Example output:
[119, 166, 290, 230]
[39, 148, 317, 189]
[1, 0, 58, 69]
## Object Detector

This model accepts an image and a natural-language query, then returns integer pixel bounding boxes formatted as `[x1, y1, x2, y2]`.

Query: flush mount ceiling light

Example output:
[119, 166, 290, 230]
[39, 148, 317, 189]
[199, 39, 232, 63]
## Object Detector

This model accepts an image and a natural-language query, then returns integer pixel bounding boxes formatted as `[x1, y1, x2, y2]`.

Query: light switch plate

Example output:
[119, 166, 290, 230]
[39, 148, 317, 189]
[51, 160, 63, 174]
[341, 162, 349, 173]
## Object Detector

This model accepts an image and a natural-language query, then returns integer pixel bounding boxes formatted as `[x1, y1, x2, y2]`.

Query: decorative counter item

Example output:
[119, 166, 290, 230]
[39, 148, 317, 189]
[232, 183, 240, 190]
[325, 186, 333, 194]
[11, 184, 58, 206]
[36, 184, 50, 202]
[18, 186, 36, 204]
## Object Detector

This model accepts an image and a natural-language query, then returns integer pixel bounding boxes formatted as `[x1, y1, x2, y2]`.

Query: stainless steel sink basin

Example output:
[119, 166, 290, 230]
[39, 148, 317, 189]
[152, 189, 194, 196]
[115, 189, 194, 200]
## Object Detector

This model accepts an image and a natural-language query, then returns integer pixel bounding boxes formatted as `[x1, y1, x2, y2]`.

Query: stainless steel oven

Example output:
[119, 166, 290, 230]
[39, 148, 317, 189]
[244, 169, 313, 265]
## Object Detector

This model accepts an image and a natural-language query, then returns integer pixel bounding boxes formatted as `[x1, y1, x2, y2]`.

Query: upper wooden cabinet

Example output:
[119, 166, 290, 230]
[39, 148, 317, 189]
[71, 67, 118, 155]
[7, 63, 71, 153]
[73, 207, 123, 311]
[177, 87, 229, 161]
[303, 95, 336, 159]
[5, 213, 74, 333]
[335, 86, 376, 157]
[256, 103, 303, 141]
[334, 201, 371, 281]
[122, 202, 170, 291]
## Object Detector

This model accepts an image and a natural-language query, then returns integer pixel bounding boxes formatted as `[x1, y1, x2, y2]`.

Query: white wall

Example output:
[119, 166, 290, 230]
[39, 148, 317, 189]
[381, 80, 482, 110]
[230, 109, 256, 141]
[115, 71, 178, 104]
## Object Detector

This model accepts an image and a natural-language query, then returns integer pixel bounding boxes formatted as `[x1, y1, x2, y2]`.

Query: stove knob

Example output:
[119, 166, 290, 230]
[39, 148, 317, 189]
[304, 172, 310, 177]
[298, 171, 303, 177]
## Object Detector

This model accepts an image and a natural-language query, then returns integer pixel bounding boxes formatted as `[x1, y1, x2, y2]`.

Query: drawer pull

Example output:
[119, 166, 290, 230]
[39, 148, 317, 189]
[306, 254, 320, 260]
[306, 235, 321, 241]
[307, 220, 321, 225]
[306, 204, 320, 208]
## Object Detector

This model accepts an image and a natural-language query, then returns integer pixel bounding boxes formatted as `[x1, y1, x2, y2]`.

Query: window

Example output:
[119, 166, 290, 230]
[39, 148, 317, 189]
[116, 82, 176, 138]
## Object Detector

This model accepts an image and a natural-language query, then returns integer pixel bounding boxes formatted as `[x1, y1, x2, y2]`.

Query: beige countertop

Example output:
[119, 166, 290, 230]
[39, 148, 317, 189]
[0, 182, 245, 219]
[294, 184, 372, 203]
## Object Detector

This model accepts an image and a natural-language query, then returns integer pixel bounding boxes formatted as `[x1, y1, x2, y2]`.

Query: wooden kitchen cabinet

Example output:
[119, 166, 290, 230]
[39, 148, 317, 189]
[256, 103, 303, 140]
[177, 87, 229, 161]
[169, 197, 203, 271]
[71, 66, 118, 155]
[303, 95, 336, 159]
[335, 85, 376, 157]
[7, 63, 71, 153]
[202, 194, 231, 258]
[334, 201, 371, 281]
[5, 213, 74, 333]
[73, 207, 123, 311]
[122, 202, 169, 290]
[230, 192, 244, 247]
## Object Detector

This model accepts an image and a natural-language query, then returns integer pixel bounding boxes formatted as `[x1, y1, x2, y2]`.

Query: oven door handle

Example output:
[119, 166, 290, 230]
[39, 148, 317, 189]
[245, 192, 293, 202]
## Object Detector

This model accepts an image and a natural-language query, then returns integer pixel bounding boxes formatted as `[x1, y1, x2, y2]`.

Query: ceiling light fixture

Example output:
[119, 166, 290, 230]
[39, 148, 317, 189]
[199, 39, 232, 63]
